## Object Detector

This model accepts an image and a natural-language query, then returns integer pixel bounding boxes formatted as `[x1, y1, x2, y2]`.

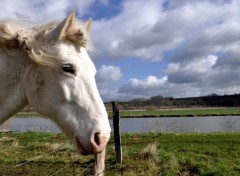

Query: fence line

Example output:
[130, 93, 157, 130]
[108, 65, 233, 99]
[3, 102, 128, 175]
[50, 157, 80, 176]
[112, 101, 122, 163]
[12, 145, 67, 168]
[77, 163, 94, 176]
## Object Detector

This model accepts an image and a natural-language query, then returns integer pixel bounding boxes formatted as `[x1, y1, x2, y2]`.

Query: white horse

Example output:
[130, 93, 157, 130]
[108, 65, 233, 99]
[0, 11, 110, 175]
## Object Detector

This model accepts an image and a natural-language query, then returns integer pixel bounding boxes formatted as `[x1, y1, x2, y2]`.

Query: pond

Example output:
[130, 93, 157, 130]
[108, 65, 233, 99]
[0, 116, 240, 133]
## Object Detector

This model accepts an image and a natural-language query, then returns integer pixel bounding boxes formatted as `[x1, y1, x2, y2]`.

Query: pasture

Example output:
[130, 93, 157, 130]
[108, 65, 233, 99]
[108, 107, 240, 118]
[0, 132, 239, 175]
[16, 107, 240, 118]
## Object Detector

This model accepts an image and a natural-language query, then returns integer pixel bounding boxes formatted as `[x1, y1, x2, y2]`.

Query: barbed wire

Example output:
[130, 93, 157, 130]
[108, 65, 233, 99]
[0, 143, 239, 175]
[12, 145, 68, 168]
[77, 163, 94, 176]
[49, 157, 80, 176]
[1, 122, 240, 175]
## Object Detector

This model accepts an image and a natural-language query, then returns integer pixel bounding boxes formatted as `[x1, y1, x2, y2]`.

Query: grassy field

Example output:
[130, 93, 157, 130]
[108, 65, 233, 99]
[16, 107, 240, 118]
[108, 107, 240, 118]
[15, 113, 40, 118]
[0, 132, 239, 175]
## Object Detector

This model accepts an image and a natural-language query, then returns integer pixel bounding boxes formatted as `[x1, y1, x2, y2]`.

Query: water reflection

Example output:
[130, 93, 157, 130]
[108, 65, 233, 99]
[0, 117, 61, 133]
[0, 116, 240, 133]
[220, 116, 240, 132]
[111, 116, 240, 133]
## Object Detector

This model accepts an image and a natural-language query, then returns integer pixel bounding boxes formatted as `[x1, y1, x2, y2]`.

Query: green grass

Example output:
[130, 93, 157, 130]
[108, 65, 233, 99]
[16, 107, 240, 118]
[108, 107, 240, 118]
[14, 113, 41, 118]
[0, 132, 240, 175]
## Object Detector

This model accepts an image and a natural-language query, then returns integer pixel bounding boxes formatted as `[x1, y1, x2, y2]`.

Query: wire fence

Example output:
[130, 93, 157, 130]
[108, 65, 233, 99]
[1, 111, 240, 175]
[1, 130, 240, 175]
[0, 129, 155, 176]
[1, 142, 96, 175]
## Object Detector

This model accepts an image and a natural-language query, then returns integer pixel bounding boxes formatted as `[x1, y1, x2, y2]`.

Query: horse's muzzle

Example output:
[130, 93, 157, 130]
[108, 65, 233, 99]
[75, 132, 110, 155]
[90, 131, 109, 153]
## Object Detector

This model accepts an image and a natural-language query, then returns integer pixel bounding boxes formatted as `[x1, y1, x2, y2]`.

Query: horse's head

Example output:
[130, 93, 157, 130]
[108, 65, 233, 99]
[5, 11, 111, 155]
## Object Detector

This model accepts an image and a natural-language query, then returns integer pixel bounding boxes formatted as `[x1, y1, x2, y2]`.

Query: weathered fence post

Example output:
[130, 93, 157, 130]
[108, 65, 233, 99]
[112, 101, 122, 163]
[94, 148, 106, 176]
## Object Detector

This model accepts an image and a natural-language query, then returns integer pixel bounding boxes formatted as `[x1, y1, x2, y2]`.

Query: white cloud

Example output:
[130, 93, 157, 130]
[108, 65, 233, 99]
[119, 76, 167, 96]
[96, 65, 123, 84]
[0, 0, 97, 21]
[2, 0, 240, 100]
[166, 55, 217, 83]
[91, 0, 240, 99]
[92, 0, 163, 61]
[117, 52, 240, 99]
[95, 65, 123, 101]
[92, 0, 240, 63]
[117, 74, 206, 99]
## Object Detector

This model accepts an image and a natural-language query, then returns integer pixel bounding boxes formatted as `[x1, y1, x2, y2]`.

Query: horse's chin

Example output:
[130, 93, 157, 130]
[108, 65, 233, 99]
[52, 123, 90, 155]
[74, 136, 92, 155]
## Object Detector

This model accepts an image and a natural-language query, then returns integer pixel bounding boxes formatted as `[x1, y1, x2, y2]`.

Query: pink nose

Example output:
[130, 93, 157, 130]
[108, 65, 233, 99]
[91, 132, 109, 153]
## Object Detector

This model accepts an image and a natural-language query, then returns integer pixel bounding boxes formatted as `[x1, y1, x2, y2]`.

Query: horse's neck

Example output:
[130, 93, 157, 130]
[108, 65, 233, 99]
[0, 50, 28, 124]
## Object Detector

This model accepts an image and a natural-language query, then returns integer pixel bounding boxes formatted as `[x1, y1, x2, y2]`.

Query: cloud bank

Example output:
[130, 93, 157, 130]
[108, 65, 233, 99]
[1, 0, 240, 100]
[92, 0, 240, 100]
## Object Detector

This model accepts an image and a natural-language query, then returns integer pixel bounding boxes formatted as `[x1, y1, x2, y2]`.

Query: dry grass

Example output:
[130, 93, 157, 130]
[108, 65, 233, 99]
[0, 132, 240, 175]
[140, 143, 158, 162]
[11, 139, 19, 147]
[44, 142, 64, 151]
[0, 136, 14, 142]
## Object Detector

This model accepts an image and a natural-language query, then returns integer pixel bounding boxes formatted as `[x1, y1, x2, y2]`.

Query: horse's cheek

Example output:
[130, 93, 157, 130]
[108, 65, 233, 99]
[25, 71, 46, 106]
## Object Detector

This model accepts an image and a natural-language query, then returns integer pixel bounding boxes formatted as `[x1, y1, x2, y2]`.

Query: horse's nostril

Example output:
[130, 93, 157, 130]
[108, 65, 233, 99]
[94, 132, 101, 146]
[91, 131, 109, 153]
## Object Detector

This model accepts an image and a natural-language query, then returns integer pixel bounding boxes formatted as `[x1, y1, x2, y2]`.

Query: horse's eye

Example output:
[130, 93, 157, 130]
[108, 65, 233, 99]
[61, 64, 76, 75]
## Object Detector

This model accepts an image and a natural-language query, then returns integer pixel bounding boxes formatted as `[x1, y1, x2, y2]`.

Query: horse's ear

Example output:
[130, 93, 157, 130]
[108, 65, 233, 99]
[48, 10, 76, 41]
[85, 18, 92, 34]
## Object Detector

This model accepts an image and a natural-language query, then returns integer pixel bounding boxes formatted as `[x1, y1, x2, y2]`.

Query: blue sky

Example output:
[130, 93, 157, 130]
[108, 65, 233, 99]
[1, 0, 240, 101]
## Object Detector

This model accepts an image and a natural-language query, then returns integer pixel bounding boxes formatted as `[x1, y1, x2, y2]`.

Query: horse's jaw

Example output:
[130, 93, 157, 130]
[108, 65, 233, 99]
[52, 113, 110, 156]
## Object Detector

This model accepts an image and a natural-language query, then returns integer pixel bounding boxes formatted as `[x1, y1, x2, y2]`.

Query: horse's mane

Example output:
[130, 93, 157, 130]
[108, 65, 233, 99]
[0, 17, 92, 67]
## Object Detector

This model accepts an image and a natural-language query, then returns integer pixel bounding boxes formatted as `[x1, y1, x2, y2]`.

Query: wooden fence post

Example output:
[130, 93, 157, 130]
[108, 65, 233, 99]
[112, 101, 122, 163]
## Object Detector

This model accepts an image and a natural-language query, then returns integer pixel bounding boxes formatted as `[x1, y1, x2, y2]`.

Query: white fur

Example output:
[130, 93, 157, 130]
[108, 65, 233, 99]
[0, 11, 111, 156]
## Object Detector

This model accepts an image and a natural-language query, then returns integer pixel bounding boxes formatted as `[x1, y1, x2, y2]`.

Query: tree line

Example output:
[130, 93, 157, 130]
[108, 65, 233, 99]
[105, 94, 240, 109]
